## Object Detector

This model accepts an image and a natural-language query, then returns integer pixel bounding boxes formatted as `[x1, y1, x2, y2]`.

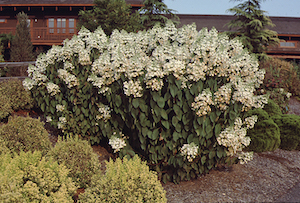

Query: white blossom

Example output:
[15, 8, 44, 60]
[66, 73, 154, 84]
[109, 132, 126, 153]
[180, 142, 199, 162]
[56, 104, 65, 112]
[96, 104, 111, 121]
[123, 80, 143, 97]
[22, 78, 36, 91]
[46, 82, 60, 96]
[191, 88, 215, 116]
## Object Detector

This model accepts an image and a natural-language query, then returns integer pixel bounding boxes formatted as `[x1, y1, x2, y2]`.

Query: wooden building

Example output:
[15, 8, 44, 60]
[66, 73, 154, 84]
[178, 14, 300, 59]
[0, 0, 143, 46]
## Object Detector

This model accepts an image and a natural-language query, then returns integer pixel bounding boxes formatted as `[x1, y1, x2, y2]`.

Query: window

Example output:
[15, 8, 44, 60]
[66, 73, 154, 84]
[49, 18, 54, 33]
[280, 41, 297, 48]
[48, 18, 76, 34]
[69, 19, 75, 33]
[0, 19, 6, 23]
[57, 18, 66, 34]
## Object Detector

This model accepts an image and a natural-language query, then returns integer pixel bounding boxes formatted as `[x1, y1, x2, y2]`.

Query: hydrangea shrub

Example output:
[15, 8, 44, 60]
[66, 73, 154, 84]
[25, 22, 267, 183]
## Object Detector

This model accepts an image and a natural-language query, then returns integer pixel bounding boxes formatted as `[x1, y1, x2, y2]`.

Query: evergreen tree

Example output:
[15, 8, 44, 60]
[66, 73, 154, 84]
[226, 0, 279, 59]
[77, 0, 143, 35]
[10, 12, 34, 62]
[139, 0, 179, 29]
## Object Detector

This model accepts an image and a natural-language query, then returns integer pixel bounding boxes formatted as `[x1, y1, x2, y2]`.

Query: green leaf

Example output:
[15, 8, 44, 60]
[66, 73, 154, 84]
[41, 103, 45, 112]
[172, 116, 179, 127]
[187, 134, 193, 144]
[132, 98, 139, 108]
[229, 110, 236, 121]
[215, 124, 222, 136]
[161, 120, 170, 129]
[205, 125, 212, 134]
[201, 156, 206, 165]
[152, 128, 159, 140]
[157, 97, 165, 108]
[169, 84, 177, 98]
[115, 95, 122, 107]
[209, 151, 215, 159]
[140, 103, 148, 112]
[173, 104, 182, 120]
[161, 109, 168, 120]
[209, 112, 217, 123]
[173, 131, 181, 142]
[217, 150, 223, 158]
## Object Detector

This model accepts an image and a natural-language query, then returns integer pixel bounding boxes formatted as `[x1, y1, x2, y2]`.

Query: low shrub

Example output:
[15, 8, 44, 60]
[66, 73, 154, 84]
[266, 88, 291, 114]
[0, 116, 51, 156]
[260, 58, 300, 96]
[78, 155, 167, 203]
[0, 79, 34, 112]
[0, 137, 10, 155]
[263, 99, 283, 117]
[46, 135, 100, 188]
[0, 94, 13, 120]
[0, 150, 77, 202]
[244, 108, 280, 152]
[272, 114, 300, 150]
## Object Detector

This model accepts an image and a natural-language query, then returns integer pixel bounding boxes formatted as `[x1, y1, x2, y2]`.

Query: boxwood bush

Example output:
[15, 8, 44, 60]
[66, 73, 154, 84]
[244, 108, 280, 152]
[272, 114, 300, 150]
[0, 79, 34, 120]
[0, 150, 77, 202]
[0, 116, 52, 156]
[78, 155, 167, 203]
[46, 135, 100, 188]
[25, 22, 268, 183]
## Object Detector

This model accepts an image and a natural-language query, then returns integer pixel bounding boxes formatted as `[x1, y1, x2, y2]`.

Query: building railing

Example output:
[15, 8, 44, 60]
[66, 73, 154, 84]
[0, 27, 77, 45]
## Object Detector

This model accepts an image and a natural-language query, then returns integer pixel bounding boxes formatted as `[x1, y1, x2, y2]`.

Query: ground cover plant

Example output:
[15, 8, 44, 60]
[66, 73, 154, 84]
[24, 21, 268, 183]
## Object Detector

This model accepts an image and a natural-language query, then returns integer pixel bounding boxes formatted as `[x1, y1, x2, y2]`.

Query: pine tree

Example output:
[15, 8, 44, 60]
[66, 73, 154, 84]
[10, 12, 34, 62]
[226, 0, 279, 59]
[139, 0, 179, 29]
[77, 0, 143, 35]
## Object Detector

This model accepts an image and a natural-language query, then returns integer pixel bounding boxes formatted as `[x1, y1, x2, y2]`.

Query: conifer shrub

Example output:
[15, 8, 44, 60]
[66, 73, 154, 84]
[244, 108, 280, 152]
[0, 116, 51, 155]
[272, 114, 300, 150]
[78, 155, 167, 203]
[0, 150, 77, 202]
[263, 99, 282, 117]
[25, 22, 268, 183]
[46, 135, 100, 188]
[0, 79, 34, 119]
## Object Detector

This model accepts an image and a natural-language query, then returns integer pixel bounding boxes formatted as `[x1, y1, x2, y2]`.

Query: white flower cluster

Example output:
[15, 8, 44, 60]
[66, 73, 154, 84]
[123, 80, 143, 97]
[109, 132, 126, 153]
[217, 116, 258, 164]
[56, 104, 65, 112]
[22, 77, 36, 91]
[57, 117, 67, 129]
[96, 104, 111, 121]
[214, 84, 232, 110]
[58, 69, 79, 88]
[191, 88, 214, 116]
[180, 142, 199, 162]
[46, 116, 52, 123]
[46, 82, 60, 96]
